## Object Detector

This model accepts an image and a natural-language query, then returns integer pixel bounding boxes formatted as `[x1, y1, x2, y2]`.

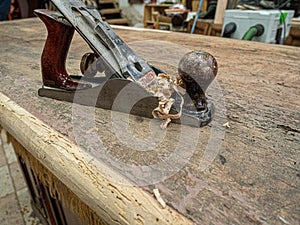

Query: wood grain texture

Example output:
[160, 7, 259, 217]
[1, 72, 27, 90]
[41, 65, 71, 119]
[0, 93, 192, 225]
[0, 18, 299, 225]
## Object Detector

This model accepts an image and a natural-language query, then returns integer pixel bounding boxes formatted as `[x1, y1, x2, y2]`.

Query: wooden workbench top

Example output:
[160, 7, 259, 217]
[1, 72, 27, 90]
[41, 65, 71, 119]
[0, 18, 299, 225]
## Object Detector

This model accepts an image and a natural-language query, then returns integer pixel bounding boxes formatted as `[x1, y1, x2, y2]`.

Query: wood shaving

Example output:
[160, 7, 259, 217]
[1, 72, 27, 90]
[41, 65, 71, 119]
[148, 73, 184, 129]
[222, 122, 230, 128]
[153, 188, 166, 208]
[278, 216, 289, 225]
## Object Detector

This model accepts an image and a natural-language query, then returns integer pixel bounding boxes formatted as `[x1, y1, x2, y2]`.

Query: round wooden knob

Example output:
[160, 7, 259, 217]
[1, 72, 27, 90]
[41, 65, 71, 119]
[178, 50, 218, 92]
[178, 50, 218, 111]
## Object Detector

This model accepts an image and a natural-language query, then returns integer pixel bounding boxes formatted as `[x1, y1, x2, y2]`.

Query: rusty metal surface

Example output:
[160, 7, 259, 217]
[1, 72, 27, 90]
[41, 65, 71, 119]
[0, 18, 299, 224]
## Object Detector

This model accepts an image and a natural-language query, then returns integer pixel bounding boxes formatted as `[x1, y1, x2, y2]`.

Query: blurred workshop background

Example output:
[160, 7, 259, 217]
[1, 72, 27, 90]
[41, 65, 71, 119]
[0, 0, 299, 46]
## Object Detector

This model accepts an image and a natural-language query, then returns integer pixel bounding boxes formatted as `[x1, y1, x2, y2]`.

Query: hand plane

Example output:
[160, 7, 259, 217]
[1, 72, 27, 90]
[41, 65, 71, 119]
[34, 0, 218, 128]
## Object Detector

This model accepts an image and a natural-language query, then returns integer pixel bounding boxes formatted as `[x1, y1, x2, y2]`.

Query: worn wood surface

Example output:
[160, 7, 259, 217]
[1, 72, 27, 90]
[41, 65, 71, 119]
[0, 91, 192, 225]
[0, 18, 299, 225]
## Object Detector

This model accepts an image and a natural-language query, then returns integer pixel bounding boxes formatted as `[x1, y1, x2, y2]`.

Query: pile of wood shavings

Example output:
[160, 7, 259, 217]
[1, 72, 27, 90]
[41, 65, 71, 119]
[149, 73, 184, 129]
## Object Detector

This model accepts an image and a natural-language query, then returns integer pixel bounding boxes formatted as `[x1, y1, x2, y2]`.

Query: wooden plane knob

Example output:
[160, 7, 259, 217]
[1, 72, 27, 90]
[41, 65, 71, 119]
[178, 50, 218, 111]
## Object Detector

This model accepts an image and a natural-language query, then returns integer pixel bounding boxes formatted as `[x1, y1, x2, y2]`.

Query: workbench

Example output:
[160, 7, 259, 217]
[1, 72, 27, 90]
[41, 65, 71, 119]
[0, 18, 299, 225]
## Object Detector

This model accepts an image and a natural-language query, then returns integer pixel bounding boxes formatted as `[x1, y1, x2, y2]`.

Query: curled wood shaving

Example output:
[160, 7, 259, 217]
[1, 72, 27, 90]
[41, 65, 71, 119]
[222, 122, 230, 128]
[149, 74, 184, 129]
